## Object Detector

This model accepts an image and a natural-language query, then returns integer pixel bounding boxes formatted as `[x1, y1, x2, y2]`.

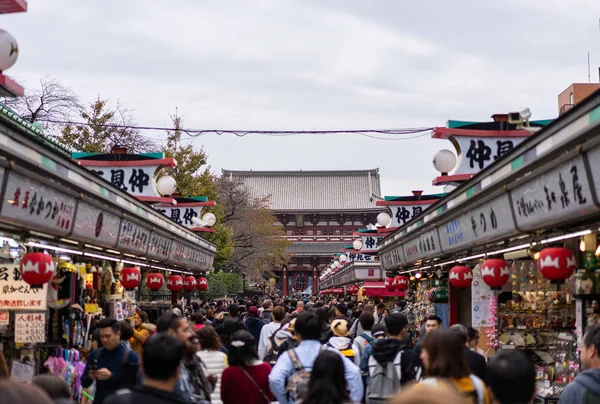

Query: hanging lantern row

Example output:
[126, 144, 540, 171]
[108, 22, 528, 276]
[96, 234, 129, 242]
[120, 267, 141, 289]
[538, 247, 576, 284]
[20, 252, 55, 288]
[347, 285, 359, 295]
[383, 276, 409, 292]
[449, 266, 473, 289]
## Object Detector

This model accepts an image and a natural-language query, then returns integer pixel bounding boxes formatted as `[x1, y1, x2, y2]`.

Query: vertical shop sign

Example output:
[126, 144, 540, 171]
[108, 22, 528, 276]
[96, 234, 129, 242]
[0, 171, 76, 236]
[15, 312, 46, 344]
[0, 265, 48, 311]
[471, 266, 492, 328]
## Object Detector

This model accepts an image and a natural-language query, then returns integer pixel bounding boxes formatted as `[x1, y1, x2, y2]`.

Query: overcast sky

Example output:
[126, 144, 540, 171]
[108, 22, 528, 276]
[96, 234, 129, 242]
[4, 0, 600, 196]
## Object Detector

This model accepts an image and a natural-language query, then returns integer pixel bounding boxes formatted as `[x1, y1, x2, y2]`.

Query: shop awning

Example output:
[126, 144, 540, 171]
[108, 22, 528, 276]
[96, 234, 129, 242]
[362, 281, 406, 298]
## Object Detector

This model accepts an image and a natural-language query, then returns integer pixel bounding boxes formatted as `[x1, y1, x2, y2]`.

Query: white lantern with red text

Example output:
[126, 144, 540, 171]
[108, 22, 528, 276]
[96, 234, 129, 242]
[481, 259, 510, 290]
[20, 252, 54, 288]
[449, 266, 473, 289]
[197, 277, 208, 291]
[120, 267, 141, 289]
[183, 276, 196, 292]
[146, 273, 164, 291]
[538, 247, 577, 284]
[167, 275, 184, 292]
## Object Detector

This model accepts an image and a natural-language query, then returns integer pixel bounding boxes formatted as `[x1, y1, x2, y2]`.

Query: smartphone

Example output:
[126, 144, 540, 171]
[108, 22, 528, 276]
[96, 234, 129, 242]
[90, 359, 98, 371]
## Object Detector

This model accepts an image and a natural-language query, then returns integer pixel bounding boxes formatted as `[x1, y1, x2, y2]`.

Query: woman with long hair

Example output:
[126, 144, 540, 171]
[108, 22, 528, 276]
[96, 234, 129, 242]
[419, 329, 490, 404]
[197, 326, 227, 404]
[301, 350, 352, 404]
[221, 330, 273, 404]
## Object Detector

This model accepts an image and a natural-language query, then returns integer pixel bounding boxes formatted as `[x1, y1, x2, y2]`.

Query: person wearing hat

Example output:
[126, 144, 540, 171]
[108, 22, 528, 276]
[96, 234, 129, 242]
[275, 318, 299, 359]
[326, 319, 356, 362]
[244, 306, 265, 344]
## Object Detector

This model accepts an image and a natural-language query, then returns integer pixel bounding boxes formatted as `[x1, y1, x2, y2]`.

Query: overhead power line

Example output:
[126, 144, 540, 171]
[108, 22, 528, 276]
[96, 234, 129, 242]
[40, 118, 433, 141]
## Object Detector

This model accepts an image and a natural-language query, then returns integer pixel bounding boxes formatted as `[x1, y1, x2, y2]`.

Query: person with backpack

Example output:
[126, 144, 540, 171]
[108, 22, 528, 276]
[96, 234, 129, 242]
[81, 318, 140, 404]
[268, 311, 363, 404]
[362, 314, 418, 404]
[326, 319, 355, 361]
[275, 318, 299, 359]
[559, 323, 600, 403]
[258, 306, 286, 361]
[352, 313, 375, 367]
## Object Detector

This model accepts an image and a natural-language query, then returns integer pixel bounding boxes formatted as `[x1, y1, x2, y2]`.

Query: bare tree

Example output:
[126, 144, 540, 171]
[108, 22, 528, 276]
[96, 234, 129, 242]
[1, 76, 82, 135]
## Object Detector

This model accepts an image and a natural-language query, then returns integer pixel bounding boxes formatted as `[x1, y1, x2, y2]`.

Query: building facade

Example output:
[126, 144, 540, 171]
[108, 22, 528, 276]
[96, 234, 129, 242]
[222, 169, 383, 295]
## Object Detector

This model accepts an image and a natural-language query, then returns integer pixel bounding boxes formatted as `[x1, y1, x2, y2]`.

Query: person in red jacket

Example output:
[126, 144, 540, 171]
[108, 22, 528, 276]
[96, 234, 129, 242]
[221, 330, 273, 404]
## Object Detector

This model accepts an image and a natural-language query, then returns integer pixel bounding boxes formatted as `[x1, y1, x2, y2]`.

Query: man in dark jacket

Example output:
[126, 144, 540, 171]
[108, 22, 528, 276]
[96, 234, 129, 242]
[559, 324, 600, 403]
[244, 306, 265, 343]
[449, 324, 487, 383]
[105, 334, 188, 404]
[260, 299, 273, 324]
[81, 318, 139, 404]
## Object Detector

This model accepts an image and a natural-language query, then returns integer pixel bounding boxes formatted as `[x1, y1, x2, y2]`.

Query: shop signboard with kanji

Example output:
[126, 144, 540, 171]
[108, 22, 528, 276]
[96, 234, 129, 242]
[0, 265, 48, 311]
[117, 219, 151, 255]
[438, 193, 516, 253]
[510, 154, 597, 231]
[358, 234, 383, 253]
[388, 203, 435, 227]
[168, 240, 213, 271]
[345, 253, 374, 262]
[402, 229, 442, 264]
[15, 312, 46, 344]
[72, 201, 121, 248]
[454, 136, 526, 175]
[153, 206, 202, 230]
[0, 171, 76, 236]
[380, 245, 405, 270]
[88, 164, 162, 199]
[146, 231, 173, 261]
[584, 144, 600, 208]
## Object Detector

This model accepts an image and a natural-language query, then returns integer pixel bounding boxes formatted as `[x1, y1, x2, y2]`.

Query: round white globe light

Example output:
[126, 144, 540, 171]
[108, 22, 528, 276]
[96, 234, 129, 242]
[156, 175, 177, 196]
[339, 254, 347, 262]
[333, 261, 340, 268]
[433, 149, 457, 174]
[353, 239, 363, 250]
[0, 29, 18, 72]
[377, 211, 392, 227]
[201, 212, 217, 227]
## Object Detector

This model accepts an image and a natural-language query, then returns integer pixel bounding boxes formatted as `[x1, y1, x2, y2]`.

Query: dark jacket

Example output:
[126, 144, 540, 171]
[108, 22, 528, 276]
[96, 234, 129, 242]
[244, 316, 265, 343]
[277, 337, 299, 359]
[370, 338, 418, 385]
[559, 368, 600, 404]
[465, 348, 487, 383]
[105, 386, 188, 404]
[81, 344, 139, 404]
[260, 310, 273, 324]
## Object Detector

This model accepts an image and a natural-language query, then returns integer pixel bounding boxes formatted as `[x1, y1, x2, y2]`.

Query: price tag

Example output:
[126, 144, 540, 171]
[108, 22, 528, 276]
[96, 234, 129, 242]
[501, 344, 515, 350]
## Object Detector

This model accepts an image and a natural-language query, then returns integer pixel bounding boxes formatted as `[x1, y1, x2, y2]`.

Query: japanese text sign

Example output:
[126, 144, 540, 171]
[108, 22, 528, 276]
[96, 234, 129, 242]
[168, 240, 213, 270]
[0, 265, 48, 311]
[146, 231, 173, 261]
[117, 220, 150, 255]
[154, 206, 202, 229]
[359, 234, 383, 252]
[510, 154, 598, 231]
[0, 171, 76, 236]
[453, 136, 526, 176]
[380, 245, 405, 270]
[72, 201, 120, 248]
[388, 204, 433, 227]
[345, 253, 373, 262]
[402, 229, 442, 264]
[89, 164, 162, 198]
[15, 312, 46, 344]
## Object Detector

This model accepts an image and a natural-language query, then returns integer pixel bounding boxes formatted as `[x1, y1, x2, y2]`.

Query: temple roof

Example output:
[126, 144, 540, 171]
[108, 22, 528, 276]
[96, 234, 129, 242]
[222, 169, 382, 212]
[286, 241, 347, 255]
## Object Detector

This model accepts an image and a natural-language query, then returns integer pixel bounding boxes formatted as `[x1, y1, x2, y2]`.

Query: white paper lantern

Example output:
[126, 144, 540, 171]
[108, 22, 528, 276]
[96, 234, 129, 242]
[377, 212, 392, 227]
[201, 212, 217, 227]
[339, 254, 347, 262]
[333, 261, 340, 268]
[433, 149, 457, 174]
[0, 30, 18, 72]
[353, 239, 363, 250]
[156, 175, 177, 196]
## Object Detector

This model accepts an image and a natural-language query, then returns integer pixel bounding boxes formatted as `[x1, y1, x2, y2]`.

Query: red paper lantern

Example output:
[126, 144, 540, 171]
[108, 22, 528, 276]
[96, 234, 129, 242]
[20, 252, 54, 288]
[481, 259, 510, 290]
[182, 276, 196, 292]
[197, 277, 208, 291]
[384, 277, 395, 291]
[166, 275, 183, 292]
[347, 285, 359, 295]
[146, 273, 164, 291]
[120, 267, 141, 289]
[449, 266, 473, 289]
[394, 275, 409, 291]
[538, 247, 576, 283]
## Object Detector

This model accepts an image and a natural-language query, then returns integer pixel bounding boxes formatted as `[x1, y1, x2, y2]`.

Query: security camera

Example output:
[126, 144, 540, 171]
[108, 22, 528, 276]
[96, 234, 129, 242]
[508, 107, 532, 125]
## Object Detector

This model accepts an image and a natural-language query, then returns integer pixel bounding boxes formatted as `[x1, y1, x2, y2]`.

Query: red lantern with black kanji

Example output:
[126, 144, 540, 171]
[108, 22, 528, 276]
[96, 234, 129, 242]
[385, 277, 395, 292]
[449, 266, 473, 289]
[182, 276, 196, 292]
[166, 275, 183, 292]
[347, 285, 359, 295]
[197, 277, 208, 291]
[20, 252, 55, 288]
[146, 273, 164, 291]
[120, 267, 141, 289]
[481, 259, 510, 290]
[394, 275, 409, 291]
[538, 247, 576, 284]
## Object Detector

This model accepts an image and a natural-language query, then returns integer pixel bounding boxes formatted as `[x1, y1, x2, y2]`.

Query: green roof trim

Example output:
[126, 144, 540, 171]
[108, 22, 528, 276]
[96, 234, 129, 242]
[72, 151, 165, 159]
[447, 120, 478, 128]
[188, 196, 208, 202]
[0, 102, 72, 156]
[590, 105, 600, 124]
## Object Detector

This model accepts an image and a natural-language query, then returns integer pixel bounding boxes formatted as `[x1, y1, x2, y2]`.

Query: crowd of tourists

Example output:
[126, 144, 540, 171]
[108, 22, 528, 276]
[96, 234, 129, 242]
[2, 295, 600, 403]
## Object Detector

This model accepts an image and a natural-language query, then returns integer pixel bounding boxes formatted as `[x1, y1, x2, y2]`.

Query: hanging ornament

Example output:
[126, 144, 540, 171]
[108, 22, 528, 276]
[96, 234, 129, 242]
[196, 277, 208, 291]
[20, 252, 55, 288]
[394, 275, 409, 291]
[347, 285, 359, 295]
[166, 275, 184, 292]
[182, 276, 197, 291]
[120, 267, 141, 289]
[146, 273, 164, 291]
[538, 247, 577, 284]
[449, 266, 473, 289]
[384, 277, 395, 291]
[481, 259, 510, 290]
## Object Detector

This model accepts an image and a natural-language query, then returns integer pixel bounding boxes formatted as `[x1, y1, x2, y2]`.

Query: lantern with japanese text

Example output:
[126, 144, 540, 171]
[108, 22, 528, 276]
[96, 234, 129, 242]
[347, 285, 359, 295]
[394, 275, 409, 291]
[538, 247, 576, 284]
[481, 259, 510, 290]
[182, 276, 196, 292]
[197, 277, 208, 291]
[146, 273, 164, 291]
[385, 277, 395, 291]
[449, 266, 473, 289]
[166, 275, 183, 292]
[20, 252, 54, 288]
[120, 267, 141, 289]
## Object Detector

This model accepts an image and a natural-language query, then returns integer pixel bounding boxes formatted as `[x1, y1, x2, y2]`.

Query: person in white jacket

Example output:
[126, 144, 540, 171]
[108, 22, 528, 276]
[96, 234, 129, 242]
[257, 306, 286, 360]
[196, 325, 228, 404]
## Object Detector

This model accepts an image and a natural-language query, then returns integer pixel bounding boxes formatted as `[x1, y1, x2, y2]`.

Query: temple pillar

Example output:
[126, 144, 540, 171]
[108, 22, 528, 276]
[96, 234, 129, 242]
[282, 267, 289, 296]
[313, 268, 318, 294]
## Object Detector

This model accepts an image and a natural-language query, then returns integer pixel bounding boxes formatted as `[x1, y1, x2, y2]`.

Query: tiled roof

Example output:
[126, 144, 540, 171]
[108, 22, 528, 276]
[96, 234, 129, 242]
[286, 241, 347, 255]
[222, 169, 382, 211]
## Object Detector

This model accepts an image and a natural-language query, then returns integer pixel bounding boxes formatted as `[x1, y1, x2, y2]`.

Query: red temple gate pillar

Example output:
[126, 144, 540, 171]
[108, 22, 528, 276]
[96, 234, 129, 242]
[282, 268, 289, 296]
[313, 268, 318, 295]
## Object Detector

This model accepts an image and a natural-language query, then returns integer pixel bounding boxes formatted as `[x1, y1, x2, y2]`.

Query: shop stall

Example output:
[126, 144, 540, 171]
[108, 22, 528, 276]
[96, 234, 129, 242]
[378, 90, 600, 400]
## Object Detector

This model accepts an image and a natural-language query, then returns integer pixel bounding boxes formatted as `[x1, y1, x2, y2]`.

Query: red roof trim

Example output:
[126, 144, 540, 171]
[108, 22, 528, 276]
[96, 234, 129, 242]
[190, 227, 216, 233]
[0, 0, 27, 14]
[0, 74, 24, 96]
[432, 174, 474, 186]
[137, 196, 176, 204]
[432, 127, 531, 139]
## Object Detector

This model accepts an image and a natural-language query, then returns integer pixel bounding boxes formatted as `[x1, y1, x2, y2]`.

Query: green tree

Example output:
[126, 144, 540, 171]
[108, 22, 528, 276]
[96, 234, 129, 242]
[206, 271, 242, 298]
[59, 98, 154, 153]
